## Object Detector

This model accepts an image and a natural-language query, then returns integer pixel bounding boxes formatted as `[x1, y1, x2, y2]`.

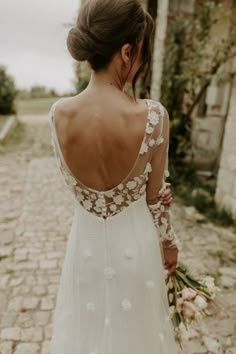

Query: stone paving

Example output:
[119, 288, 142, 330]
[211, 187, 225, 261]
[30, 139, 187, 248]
[0, 115, 236, 354]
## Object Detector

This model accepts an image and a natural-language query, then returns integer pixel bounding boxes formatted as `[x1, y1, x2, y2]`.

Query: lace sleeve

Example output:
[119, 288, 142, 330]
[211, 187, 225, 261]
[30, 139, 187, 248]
[146, 104, 179, 249]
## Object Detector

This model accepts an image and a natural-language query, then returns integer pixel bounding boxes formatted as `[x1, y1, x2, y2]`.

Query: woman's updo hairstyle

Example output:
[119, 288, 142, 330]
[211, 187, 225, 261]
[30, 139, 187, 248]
[67, 0, 154, 98]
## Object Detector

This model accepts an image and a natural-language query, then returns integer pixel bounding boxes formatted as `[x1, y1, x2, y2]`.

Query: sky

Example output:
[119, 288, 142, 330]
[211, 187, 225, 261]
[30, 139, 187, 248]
[0, 0, 80, 94]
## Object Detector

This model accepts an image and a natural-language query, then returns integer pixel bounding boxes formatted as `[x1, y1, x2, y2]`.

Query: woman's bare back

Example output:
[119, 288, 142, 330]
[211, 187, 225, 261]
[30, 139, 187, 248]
[53, 90, 149, 191]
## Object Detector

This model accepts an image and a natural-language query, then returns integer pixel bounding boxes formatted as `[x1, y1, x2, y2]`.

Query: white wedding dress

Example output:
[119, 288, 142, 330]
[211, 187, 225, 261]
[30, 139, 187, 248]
[48, 98, 179, 354]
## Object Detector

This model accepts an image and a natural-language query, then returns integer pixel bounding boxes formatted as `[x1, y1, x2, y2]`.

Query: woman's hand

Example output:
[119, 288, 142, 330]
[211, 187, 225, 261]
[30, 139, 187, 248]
[160, 182, 172, 206]
[162, 241, 178, 276]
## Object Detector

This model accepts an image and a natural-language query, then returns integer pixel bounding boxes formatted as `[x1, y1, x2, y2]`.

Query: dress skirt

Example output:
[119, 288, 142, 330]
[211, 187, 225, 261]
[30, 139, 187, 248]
[50, 193, 178, 354]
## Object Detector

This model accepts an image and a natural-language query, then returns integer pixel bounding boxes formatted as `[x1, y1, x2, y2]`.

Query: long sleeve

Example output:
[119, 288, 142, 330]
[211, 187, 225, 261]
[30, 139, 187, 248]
[146, 105, 179, 249]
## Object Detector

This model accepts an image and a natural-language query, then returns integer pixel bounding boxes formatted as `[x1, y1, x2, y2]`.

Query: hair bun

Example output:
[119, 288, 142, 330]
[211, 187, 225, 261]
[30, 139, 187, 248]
[67, 27, 92, 62]
[66, 0, 152, 75]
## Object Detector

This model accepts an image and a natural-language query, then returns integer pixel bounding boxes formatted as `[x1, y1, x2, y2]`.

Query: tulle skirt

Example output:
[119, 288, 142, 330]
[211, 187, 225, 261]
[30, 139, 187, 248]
[50, 193, 178, 354]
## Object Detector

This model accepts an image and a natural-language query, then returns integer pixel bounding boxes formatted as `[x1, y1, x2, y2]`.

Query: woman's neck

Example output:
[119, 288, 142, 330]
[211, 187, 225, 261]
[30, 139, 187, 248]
[89, 69, 125, 92]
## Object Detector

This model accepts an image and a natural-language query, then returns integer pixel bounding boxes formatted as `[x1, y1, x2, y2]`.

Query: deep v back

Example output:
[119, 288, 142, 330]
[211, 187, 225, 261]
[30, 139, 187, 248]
[49, 98, 165, 219]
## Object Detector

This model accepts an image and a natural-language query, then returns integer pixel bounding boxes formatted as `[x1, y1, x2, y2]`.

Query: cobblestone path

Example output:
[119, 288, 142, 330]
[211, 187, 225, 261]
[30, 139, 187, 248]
[0, 115, 235, 354]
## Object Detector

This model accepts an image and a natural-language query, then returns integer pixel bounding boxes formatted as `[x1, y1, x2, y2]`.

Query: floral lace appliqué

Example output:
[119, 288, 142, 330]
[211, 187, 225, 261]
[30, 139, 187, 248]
[147, 199, 179, 248]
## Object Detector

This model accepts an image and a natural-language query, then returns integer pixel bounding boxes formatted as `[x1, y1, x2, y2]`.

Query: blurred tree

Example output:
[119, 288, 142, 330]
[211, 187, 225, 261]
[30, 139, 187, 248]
[16, 86, 60, 99]
[49, 88, 59, 97]
[0, 65, 17, 115]
[16, 89, 31, 100]
[63, 12, 90, 94]
[30, 85, 49, 98]
[73, 62, 90, 93]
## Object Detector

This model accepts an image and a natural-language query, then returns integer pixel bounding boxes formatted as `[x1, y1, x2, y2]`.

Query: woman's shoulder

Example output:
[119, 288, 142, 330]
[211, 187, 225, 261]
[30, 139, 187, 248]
[138, 98, 169, 120]
[50, 95, 85, 125]
[49, 96, 81, 142]
[51, 96, 76, 114]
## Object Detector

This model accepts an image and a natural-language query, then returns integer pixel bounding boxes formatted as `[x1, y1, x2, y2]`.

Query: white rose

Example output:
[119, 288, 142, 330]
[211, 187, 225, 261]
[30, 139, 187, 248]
[204, 276, 214, 286]
[182, 288, 197, 300]
[194, 295, 208, 311]
[203, 276, 216, 293]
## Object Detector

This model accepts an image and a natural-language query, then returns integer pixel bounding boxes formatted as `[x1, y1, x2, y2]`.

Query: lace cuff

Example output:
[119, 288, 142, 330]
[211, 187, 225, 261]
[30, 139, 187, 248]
[147, 188, 179, 249]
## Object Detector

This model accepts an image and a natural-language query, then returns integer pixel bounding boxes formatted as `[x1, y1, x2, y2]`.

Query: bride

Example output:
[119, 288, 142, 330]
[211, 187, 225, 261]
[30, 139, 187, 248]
[49, 0, 179, 353]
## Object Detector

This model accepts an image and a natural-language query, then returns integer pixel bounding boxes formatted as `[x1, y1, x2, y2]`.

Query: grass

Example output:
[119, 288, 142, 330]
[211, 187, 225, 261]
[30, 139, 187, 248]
[0, 121, 27, 150]
[15, 96, 62, 115]
[0, 115, 53, 158]
[0, 97, 58, 154]
[0, 115, 8, 130]
[170, 161, 236, 229]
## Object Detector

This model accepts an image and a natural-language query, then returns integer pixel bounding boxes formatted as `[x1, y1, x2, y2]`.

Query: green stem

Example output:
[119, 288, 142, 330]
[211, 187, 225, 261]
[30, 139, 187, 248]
[175, 271, 212, 300]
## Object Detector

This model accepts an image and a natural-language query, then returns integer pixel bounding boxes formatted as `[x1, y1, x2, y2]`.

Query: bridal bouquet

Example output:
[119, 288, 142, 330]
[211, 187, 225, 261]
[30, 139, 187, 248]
[165, 262, 220, 346]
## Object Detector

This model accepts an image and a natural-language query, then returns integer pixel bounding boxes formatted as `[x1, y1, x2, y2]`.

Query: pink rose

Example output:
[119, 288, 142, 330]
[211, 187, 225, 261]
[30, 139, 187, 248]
[182, 301, 198, 319]
[182, 288, 197, 300]
[176, 297, 184, 313]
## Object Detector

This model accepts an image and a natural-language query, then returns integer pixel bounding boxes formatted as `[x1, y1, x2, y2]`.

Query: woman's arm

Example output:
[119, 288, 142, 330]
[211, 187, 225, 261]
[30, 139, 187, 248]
[146, 104, 178, 274]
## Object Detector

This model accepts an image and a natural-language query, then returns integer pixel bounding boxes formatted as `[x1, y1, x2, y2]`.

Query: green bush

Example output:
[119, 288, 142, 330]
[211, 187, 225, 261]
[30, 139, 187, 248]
[0, 65, 17, 115]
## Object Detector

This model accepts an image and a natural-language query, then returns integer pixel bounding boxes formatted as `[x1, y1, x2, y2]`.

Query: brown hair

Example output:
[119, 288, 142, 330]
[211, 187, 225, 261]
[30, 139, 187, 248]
[67, 0, 154, 99]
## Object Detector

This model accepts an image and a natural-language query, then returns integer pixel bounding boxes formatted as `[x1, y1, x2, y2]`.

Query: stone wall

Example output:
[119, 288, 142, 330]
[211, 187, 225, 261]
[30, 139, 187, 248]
[215, 67, 236, 219]
[191, 0, 234, 173]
